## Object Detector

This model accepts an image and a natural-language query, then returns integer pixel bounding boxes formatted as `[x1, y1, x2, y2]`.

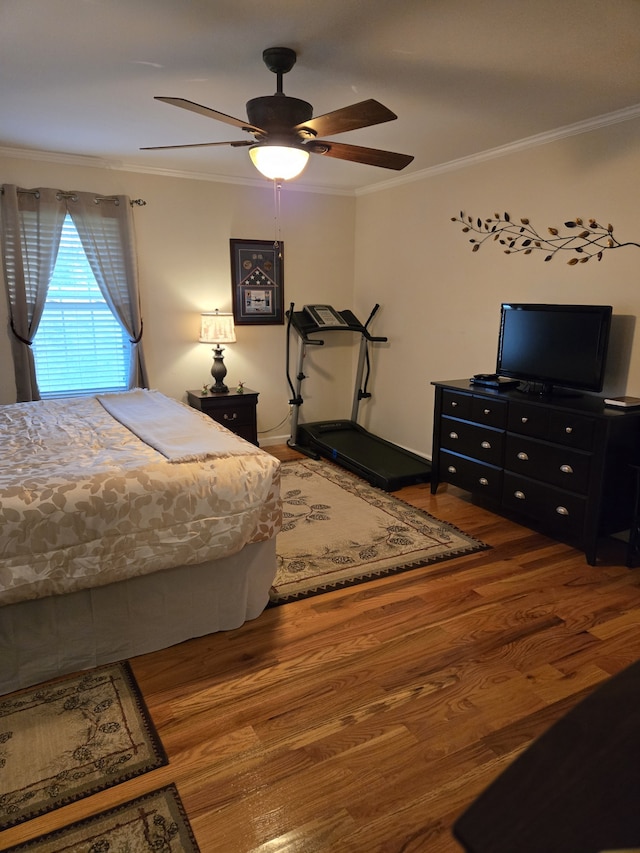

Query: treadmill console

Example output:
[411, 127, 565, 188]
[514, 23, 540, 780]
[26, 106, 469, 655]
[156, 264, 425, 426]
[303, 304, 349, 328]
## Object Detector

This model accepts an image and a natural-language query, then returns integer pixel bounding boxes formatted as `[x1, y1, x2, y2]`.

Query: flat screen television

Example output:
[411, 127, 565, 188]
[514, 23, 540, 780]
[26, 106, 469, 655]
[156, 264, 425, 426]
[496, 303, 612, 395]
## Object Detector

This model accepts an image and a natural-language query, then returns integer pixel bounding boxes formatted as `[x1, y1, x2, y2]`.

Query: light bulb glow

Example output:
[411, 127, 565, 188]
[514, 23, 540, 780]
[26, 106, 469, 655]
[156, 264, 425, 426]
[249, 145, 310, 180]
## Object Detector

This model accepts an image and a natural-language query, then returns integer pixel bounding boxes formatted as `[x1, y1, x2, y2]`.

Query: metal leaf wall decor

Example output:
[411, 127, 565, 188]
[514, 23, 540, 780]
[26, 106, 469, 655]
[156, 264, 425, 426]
[451, 212, 640, 265]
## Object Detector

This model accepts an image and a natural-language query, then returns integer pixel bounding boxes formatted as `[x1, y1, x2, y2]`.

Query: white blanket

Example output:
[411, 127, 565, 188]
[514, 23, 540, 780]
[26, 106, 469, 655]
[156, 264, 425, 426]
[97, 388, 247, 461]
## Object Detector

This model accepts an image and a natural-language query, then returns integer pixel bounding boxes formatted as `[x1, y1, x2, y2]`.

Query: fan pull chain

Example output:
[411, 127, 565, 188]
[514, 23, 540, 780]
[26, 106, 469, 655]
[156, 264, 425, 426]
[273, 179, 283, 258]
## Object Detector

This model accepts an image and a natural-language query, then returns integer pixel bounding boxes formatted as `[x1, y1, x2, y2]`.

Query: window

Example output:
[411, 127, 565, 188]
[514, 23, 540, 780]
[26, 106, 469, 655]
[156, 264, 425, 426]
[32, 215, 131, 397]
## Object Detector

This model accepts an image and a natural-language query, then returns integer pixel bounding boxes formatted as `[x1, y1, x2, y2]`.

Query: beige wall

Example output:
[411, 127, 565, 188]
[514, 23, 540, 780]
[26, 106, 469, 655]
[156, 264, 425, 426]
[0, 156, 356, 444]
[2, 115, 640, 456]
[354, 117, 640, 458]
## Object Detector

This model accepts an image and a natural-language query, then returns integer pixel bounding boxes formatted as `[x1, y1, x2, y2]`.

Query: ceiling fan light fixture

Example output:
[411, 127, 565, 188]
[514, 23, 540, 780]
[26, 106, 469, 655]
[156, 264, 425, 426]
[249, 143, 309, 180]
[146, 48, 413, 176]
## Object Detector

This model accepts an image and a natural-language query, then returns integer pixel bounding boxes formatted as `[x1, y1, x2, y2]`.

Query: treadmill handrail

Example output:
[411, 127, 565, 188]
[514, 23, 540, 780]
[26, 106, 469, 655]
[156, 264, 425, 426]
[286, 307, 387, 345]
[364, 304, 388, 342]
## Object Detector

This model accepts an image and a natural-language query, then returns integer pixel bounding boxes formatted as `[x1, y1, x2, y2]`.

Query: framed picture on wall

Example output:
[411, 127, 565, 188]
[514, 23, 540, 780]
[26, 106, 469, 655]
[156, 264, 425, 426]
[230, 238, 284, 325]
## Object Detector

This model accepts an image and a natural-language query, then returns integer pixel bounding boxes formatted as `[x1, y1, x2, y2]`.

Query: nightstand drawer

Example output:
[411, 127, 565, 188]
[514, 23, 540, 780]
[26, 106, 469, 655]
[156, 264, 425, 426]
[228, 423, 258, 443]
[211, 401, 255, 427]
[187, 389, 259, 445]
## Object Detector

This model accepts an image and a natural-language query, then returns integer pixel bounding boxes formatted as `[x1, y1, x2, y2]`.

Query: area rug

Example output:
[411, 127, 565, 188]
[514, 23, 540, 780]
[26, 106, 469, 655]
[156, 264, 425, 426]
[271, 458, 489, 604]
[0, 662, 168, 830]
[2, 785, 200, 852]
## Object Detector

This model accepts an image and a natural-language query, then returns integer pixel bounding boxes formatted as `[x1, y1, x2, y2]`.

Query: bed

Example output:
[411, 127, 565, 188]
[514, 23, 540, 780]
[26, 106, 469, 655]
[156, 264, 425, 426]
[0, 389, 282, 695]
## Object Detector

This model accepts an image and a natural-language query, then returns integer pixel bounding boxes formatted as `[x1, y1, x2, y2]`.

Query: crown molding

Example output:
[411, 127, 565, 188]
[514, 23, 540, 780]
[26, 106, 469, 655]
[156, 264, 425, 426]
[356, 102, 640, 197]
[2, 102, 640, 198]
[113, 160, 353, 195]
[0, 145, 353, 196]
[0, 146, 114, 170]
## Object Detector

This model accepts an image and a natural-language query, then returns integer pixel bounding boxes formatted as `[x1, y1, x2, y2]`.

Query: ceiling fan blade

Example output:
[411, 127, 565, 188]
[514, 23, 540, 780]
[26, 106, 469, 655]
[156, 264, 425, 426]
[141, 140, 252, 151]
[154, 97, 264, 134]
[296, 99, 397, 138]
[309, 140, 414, 170]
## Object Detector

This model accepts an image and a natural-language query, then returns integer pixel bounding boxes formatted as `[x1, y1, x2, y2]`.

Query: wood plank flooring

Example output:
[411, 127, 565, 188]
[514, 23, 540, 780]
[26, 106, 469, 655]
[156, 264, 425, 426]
[3, 444, 640, 852]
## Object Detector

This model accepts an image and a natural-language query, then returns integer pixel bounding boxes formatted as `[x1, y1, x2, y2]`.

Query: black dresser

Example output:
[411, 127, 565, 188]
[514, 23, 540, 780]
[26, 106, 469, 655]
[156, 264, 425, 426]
[431, 379, 640, 564]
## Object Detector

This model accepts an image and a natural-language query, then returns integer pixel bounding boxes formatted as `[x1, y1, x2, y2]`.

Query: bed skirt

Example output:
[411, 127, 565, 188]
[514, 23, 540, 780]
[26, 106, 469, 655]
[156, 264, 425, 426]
[0, 539, 276, 696]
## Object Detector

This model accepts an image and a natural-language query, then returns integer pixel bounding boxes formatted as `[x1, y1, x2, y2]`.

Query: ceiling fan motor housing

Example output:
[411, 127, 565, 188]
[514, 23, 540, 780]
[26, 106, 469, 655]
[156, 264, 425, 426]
[246, 95, 313, 138]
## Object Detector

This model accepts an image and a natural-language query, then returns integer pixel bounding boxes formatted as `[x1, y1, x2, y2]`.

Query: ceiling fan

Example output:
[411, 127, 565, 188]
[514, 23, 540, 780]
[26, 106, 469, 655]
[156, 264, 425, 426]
[141, 46, 414, 180]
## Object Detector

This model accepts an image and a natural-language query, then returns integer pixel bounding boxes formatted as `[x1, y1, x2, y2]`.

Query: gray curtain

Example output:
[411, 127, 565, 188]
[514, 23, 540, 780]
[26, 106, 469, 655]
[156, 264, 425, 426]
[1, 185, 148, 401]
[69, 193, 147, 389]
[0, 186, 66, 401]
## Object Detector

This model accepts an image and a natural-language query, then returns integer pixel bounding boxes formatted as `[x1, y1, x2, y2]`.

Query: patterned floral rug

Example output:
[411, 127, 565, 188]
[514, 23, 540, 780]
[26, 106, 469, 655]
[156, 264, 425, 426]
[2, 786, 199, 853]
[271, 458, 489, 604]
[0, 662, 167, 830]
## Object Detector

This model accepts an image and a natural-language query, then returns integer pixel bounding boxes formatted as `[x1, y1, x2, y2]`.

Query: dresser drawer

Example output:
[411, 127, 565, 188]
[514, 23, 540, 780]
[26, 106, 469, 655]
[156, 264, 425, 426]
[507, 400, 595, 450]
[442, 390, 473, 419]
[441, 417, 504, 467]
[547, 410, 595, 450]
[502, 472, 586, 537]
[471, 396, 508, 429]
[505, 434, 591, 494]
[507, 401, 548, 437]
[441, 451, 503, 499]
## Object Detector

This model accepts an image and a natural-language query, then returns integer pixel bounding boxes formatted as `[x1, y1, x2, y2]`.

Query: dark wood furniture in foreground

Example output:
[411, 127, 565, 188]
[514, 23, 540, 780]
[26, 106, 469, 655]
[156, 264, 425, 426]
[453, 657, 640, 853]
[626, 464, 640, 568]
[187, 387, 259, 445]
[431, 379, 640, 564]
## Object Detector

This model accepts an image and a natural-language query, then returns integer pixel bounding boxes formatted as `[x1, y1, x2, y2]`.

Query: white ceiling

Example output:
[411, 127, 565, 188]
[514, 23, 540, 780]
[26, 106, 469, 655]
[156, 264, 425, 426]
[2, 0, 640, 193]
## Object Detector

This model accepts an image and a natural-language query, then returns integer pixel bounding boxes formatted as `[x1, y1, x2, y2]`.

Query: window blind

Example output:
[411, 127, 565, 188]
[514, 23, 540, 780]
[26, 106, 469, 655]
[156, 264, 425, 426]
[33, 215, 130, 397]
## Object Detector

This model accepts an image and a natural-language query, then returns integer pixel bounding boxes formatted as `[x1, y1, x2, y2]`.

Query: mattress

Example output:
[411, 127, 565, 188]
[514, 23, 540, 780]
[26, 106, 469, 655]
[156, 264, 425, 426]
[0, 389, 281, 606]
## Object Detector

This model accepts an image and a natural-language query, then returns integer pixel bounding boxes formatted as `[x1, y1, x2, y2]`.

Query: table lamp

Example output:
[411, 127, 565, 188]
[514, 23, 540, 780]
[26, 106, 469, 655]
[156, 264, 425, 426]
[199, 310, 236, 393]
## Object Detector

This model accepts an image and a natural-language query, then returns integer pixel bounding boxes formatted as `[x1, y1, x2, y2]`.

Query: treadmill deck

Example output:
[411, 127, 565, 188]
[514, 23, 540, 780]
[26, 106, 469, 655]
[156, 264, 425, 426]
[296, 420, 431, 491]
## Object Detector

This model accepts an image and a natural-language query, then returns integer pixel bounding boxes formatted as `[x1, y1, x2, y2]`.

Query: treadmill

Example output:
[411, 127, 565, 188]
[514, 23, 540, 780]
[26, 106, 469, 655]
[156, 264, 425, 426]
[286, 303, 431, 491]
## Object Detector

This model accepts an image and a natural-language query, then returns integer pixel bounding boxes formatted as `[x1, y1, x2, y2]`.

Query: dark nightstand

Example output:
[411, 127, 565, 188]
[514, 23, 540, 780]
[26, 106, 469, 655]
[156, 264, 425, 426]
[187, 388, 259, 445]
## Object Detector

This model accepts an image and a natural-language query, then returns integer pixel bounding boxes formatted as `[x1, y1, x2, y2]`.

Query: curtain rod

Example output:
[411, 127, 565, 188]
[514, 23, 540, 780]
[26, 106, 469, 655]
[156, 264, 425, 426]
[1, 187, 146, 206]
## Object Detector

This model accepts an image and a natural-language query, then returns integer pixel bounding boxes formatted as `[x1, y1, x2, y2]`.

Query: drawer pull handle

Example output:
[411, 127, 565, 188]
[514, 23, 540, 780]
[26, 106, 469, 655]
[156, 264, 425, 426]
[514, 490, 526, 500]
[517, 451, 529, 461]
[449, 431, 458, 440]
[560, 464, 574, 475]
[451, 401, 458, 407]
[565, 426, 573, 434]
[481, 440, 491, 449]
[483, 408, 491, 415]
[223, 413, 238, 421]
[556, 506, 569, 516]
[479, 477, 489, 486]
[521, 416, 529, 424]
[447, 465, 457, 474]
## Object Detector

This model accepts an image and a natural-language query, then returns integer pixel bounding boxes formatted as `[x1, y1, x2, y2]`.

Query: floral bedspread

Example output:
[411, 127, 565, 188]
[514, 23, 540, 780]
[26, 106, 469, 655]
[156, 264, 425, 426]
[0, 393, 281, 605]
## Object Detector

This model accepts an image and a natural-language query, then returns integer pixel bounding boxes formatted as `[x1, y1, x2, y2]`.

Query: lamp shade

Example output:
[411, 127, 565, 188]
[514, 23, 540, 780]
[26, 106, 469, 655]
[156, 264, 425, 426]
[249, 144, 310, 180]
[199, 311, 236, 344]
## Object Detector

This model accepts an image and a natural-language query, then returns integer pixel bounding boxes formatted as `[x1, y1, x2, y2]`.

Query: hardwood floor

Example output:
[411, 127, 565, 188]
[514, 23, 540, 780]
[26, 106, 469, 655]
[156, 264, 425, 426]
[3, 444, 640, 852]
